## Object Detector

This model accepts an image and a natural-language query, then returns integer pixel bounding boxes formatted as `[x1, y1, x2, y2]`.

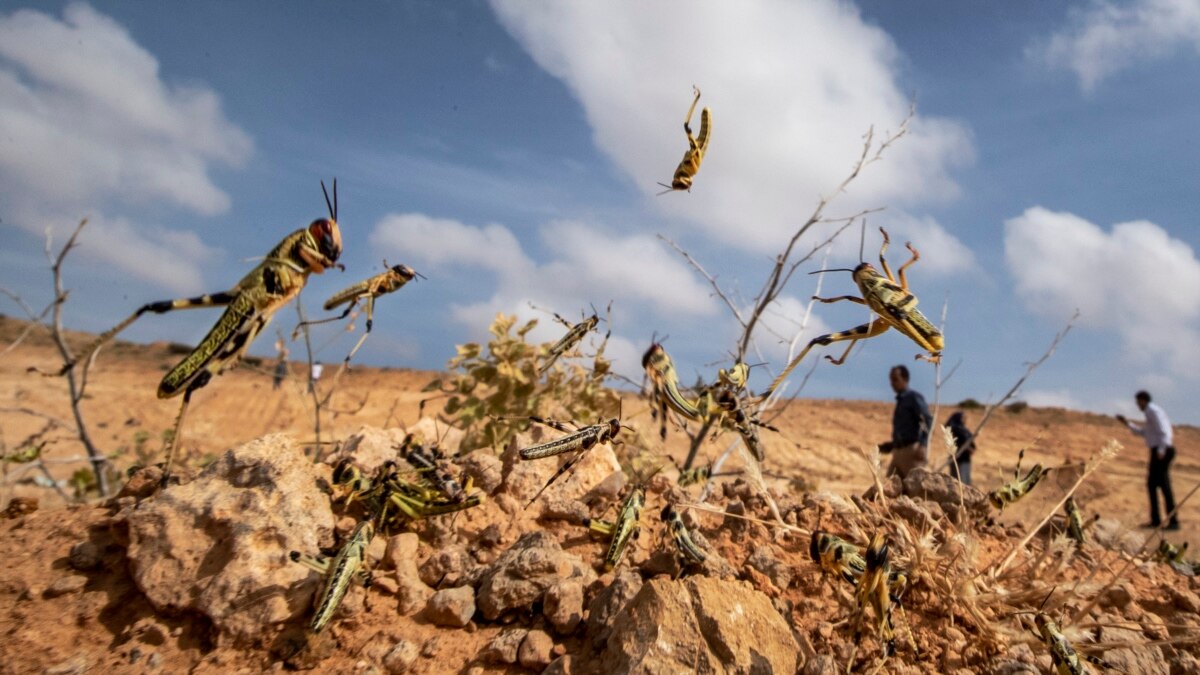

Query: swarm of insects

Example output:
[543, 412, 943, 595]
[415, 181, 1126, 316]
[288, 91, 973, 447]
[989, 449, 1049, 512]
[60, 180, 344, 487]
[766, 227, 943, 397]
[331, 458, 482, 534]
[657, 86, 711, 195]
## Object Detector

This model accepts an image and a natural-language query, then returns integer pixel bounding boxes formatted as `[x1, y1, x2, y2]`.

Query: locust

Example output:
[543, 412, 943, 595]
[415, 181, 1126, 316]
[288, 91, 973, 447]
[642, 342, 701, 440]
[847, 533, 915, 673]
[295, 260, 421, 370]
[661, 503, 706, 575]
[658, 86, 712, 195]
[289, 519, 374, 634]
[766, 227, 943, 397]
[331, 459, 481, 533]
[397, 433, 468, 504]
[1063, 497, 1098, 548]
[61, 180, 344, 487]
[1155, 540, 1197, 577]
[539, 310, 601, 375]
[810, 530, 868, 586]
[989, 449, 1049, 512]
[1017, 590, 1114, 675]
[517, 416, 622, 509]
[583, 485, 645, 571]
[1029, 612, 1111, 675]
[676, 462, 741, 488]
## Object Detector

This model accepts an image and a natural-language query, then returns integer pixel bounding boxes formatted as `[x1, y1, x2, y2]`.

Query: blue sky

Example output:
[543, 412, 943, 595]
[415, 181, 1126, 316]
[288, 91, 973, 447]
[2, 1, 1198, 423]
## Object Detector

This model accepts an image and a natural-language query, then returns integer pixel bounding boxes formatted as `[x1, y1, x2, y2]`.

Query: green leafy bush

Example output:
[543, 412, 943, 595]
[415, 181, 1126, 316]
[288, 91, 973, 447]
[428, 313, 620, 452]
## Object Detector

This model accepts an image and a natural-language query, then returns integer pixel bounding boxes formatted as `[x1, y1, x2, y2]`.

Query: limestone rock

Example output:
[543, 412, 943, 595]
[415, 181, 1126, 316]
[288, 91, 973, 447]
[424, 586, 475, 628]
[585, 568, 642, 643]
[544, 579, 585, 635]
[499, 433, 622, 517]
[383, 533, 420, 571]
[382, 640, 420, 674]
[479, 628, 528, 665]
[1099, 625, 1168, 675]
[518, 630, 555, 670]
[901, 468, 987, 519]
[121, 434, 334, 643]
[594, 576, 798, 674]
[419, 546, 480, 588]
[476, 531, 596, 620]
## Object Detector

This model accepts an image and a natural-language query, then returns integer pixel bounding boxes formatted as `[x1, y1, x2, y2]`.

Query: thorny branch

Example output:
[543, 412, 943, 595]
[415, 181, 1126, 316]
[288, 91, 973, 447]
[41, 220, 109, 498]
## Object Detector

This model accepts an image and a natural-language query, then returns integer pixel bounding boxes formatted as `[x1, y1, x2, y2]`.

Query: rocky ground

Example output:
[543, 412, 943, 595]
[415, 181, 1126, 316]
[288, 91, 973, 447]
[3, 316, 1200, 674]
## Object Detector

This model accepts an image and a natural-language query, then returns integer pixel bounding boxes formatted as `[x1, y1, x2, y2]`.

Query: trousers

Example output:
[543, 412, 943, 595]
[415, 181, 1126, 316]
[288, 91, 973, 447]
[1149, 445, 1177, 526]
[887, 442, 927, 480]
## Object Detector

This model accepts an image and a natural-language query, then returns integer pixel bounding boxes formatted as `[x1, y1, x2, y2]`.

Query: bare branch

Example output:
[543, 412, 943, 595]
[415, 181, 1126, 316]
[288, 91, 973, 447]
[658, 235, 746, 329]
[41, 219, 109, 498]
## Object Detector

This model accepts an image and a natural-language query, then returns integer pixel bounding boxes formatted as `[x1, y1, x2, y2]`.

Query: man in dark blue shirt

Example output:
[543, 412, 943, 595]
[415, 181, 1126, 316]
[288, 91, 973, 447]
[878, 365, 932, 479]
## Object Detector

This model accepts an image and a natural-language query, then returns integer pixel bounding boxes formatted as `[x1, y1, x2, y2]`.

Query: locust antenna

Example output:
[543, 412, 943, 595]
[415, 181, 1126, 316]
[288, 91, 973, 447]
[321, 179, 335, 221]
[656, 182, 676, 196]
[809, 268, 856, 275]
[333, 178, 338, 221]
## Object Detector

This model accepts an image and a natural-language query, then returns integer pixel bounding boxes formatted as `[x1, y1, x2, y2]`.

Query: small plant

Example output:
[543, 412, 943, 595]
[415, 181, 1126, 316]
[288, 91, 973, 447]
[957, 398, 984, 410]
[1005, 401, 1029, 414]
[429, 313, 619, 452]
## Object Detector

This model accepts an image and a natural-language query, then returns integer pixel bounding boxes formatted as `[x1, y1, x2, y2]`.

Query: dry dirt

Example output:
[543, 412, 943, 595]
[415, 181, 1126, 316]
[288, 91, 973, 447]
[2, 315, 1200, 674]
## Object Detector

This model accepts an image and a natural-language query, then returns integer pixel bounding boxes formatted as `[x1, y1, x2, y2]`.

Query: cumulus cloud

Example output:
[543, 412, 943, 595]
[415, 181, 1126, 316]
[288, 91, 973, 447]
[489, 0, 974, 255]
[1022, 388, 1086, 411]
[0, 3, 251, 289]
[370, 212, 718, 332]
[1004, 206, 1200, 375]
[1033, 0, 1200, 91]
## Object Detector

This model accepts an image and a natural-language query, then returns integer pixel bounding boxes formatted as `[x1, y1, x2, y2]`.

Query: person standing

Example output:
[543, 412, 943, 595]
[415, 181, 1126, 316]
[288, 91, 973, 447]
[946, 410, 976, 485]
[878, 365, 932, 479]
[1118, 390, 1179, 530]
[272, 338, 290, 390]
[309, 361, 324, 393]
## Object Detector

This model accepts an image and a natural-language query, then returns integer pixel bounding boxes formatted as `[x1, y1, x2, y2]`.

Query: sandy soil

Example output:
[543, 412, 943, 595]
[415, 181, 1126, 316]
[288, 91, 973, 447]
[2, 315, 1199, 673]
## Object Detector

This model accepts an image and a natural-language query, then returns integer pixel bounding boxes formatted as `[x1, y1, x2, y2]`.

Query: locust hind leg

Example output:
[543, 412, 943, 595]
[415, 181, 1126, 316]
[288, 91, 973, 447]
[159, 370, 212, 488]
[326, 296, 376, 393]
[896, 242, 921, 291]
[292, 300, 359, 340]
[877, 227, 896, 282]
[60, 292, 236, 378]
[823, 319, 891, 366]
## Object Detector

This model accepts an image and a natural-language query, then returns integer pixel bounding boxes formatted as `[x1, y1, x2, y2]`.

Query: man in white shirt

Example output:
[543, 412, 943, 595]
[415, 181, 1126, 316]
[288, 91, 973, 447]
[1117, 390, 1178, 531]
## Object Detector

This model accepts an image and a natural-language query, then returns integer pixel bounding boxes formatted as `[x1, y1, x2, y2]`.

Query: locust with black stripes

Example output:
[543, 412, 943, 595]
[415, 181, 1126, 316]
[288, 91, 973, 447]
[657, 86, 712, 195]
[766, 226, 943, 397]
[61, 180, 343, 487]
[517, 416, 622, 509]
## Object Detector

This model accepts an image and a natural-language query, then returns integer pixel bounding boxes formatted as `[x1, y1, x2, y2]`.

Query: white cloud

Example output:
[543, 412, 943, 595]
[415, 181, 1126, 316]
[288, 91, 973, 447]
[1033, 0, 1200, 91]
[0, 3, 251, 289]
[369, 212, 718, 333]
[1004, 206, 1200, 376]
[489, 0, 974, 253]
[1022, 388, 1086, 411]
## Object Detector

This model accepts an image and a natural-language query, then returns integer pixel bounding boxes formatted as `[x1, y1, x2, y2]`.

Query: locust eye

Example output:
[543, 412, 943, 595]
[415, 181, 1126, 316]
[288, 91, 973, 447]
[309, 218, 343, 262]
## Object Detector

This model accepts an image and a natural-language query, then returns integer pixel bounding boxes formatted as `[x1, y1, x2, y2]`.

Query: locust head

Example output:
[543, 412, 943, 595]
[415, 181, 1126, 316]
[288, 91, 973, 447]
[302, 218, 343, 272]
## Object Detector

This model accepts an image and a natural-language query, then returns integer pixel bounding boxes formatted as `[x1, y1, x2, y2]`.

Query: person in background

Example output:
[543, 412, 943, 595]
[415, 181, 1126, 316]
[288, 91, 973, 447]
[272, 339, 290, 390]
[946, 410, 976, 485]
[1117, 390, 1179, 531]
[309, 361, 324, 394]
[878, 365, 932, 479]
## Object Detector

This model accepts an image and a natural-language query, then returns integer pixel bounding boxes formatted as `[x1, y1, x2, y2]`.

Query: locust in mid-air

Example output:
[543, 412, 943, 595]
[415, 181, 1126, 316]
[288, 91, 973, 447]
[62, 180, 343, 487]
